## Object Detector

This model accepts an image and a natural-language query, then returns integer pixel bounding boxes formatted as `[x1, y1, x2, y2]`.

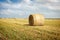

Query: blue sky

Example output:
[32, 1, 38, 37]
[0, 0, 60, 18]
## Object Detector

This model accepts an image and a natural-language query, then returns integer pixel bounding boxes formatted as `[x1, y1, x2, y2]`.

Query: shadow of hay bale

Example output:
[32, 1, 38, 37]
[23, 24, 44, 26]
[23, 24, 30, 26]
[23, 24, 36, 26]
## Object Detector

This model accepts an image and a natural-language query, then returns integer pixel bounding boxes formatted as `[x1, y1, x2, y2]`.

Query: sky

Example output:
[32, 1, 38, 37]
[0, 0, 60, 18]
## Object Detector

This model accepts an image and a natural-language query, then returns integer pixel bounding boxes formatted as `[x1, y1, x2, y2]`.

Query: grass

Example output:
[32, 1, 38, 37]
[0, 18, 60, 40]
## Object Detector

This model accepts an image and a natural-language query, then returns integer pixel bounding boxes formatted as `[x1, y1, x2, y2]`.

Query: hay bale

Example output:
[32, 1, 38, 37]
[29, 14, 44, 26]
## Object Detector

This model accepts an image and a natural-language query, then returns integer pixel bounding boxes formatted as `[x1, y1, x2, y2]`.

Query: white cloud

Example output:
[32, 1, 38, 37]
[0, 0, 60, 18]
[0, 8, 25, 16]
[47, 0, 59, 2]
[43, 2, 60, 10]
[0, 3, 22, 9]
[0, 9, 12, 15]
[0, 0, 60, 11]
[24, 0, 30, 3]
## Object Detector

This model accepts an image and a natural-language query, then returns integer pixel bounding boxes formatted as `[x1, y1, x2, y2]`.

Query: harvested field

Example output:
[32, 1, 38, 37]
[0, 18, 60, 40]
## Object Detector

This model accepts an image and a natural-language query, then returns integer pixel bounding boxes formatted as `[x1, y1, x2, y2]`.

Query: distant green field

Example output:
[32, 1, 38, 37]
[0, 18, 60, 40]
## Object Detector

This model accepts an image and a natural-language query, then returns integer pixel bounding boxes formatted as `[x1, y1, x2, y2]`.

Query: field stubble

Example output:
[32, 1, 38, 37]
[0, 18, 60, 40]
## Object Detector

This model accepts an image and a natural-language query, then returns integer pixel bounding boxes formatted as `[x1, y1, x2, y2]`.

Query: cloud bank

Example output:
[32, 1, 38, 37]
[0, 0, 60, 18]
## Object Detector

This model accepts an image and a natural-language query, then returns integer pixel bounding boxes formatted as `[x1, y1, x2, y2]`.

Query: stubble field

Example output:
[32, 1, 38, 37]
[0, 18, 60, 40]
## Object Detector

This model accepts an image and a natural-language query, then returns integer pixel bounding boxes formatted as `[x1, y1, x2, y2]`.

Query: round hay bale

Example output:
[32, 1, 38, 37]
[29, 14, 44, 26]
